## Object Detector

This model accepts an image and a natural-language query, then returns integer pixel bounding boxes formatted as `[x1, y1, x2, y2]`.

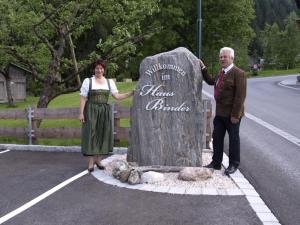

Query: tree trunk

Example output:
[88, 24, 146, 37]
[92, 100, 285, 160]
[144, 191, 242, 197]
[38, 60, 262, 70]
[37, 26, 67, 109]
[3, 69, 16, 107]
[67, 25, 81, 87]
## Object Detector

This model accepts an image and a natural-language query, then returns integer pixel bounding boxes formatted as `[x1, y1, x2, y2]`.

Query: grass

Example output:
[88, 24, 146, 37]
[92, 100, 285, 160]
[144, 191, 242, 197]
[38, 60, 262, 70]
[247, 68, 300, 77]
[2, 67, 298, 146]
[0, 82, 136, 146]
[0, 96, 38, 110]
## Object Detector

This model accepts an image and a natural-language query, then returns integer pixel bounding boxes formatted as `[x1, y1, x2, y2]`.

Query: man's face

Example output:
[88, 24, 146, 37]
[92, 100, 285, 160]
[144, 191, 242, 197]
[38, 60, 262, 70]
[219, 50, 233, 68]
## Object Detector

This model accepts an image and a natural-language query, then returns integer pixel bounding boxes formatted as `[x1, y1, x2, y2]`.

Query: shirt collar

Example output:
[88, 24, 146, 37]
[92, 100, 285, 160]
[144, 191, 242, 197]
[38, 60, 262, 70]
[223, 64, 234, 74]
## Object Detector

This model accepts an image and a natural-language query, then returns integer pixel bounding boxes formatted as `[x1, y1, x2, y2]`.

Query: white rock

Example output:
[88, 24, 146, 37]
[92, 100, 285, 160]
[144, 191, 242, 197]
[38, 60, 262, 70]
[141, 171, 165, 183]
[178, 167, 213, 181]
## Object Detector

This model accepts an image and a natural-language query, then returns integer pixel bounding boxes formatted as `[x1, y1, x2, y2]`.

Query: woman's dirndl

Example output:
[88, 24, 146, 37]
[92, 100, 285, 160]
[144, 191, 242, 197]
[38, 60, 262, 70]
[81, 78, 113, 156]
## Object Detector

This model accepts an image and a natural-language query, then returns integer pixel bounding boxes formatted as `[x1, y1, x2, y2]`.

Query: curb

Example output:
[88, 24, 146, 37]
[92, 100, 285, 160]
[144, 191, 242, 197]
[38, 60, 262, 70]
[0, 144, 127, 154]
[1, 144, 281, 224]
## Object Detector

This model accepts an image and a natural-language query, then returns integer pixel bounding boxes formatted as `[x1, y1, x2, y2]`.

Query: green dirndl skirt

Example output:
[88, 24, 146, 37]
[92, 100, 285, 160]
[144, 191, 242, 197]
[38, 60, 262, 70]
[81, 102, 113, 156]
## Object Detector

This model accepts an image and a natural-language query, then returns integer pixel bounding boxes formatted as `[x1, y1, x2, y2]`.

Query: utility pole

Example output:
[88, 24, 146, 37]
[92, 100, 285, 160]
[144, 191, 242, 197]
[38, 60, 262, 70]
[196, 0, 202, 58]
[295, 0, 300, 9]
[295, 0, 300, 83]
[296, 0, 300, 31]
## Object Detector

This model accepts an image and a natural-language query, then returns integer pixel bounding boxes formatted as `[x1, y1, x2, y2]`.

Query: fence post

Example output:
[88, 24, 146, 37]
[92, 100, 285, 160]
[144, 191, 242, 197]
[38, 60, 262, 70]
[202, 99, 208, 149]
[27, 106, 33, 145]
[206, 100, 212, 149]
[111, 103, 115, 145]
[31, 107, 37, 144]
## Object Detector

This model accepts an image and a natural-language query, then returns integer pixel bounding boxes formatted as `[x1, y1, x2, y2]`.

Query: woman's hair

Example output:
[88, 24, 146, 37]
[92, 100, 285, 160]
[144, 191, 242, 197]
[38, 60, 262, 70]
[93, 59, 106, 70]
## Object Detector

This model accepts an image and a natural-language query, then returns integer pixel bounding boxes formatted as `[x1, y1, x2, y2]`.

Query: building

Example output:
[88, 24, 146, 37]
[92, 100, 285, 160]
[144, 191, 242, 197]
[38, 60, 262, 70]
[0, 63, 29, 103]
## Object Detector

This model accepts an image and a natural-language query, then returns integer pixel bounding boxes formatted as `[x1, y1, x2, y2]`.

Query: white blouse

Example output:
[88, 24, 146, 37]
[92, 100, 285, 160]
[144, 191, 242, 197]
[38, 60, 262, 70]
[80, 77, 118, 97]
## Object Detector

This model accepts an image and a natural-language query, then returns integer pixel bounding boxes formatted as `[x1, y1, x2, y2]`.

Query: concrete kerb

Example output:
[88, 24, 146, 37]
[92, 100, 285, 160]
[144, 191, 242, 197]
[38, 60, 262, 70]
[0, 144, 127, 155]
[278, 79, 300, 90]
[93, 150, 281, 223]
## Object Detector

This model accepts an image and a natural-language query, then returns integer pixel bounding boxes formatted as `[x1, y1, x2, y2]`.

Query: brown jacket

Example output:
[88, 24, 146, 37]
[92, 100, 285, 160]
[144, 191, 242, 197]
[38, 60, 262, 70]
[202, 66, 247, 118]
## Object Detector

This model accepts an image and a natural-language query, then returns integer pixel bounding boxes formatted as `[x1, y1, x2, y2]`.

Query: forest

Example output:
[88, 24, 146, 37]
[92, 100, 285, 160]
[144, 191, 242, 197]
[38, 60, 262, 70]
[0, 0, 300, 108]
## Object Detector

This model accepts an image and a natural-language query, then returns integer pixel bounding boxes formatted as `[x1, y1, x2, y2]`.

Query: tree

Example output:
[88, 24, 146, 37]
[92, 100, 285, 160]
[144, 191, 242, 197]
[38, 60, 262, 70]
[124, 0, 255, 78]
[260, 11, 300, 69]
[201, 0, 255, 70]
[0, 0, 159, 108]
[277, 12, 300, 69]
[249, 0, 299, 58]
[260, 23, 281, 67]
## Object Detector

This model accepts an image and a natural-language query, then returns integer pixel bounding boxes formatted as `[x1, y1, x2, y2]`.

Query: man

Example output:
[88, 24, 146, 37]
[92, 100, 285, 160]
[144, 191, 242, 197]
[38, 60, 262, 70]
[200, 47, 247, 175]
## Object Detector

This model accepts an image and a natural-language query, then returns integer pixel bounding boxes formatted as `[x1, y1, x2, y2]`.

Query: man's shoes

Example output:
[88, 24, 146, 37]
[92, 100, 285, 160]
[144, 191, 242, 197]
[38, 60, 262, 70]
[225, 164, 238, 175]
[204, 161, 221, 170]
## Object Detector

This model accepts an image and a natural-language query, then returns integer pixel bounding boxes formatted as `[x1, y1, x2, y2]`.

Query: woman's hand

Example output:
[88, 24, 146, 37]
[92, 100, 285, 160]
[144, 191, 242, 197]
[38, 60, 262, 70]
[112, 90, 135, 100]
[79, 113, 85, 123]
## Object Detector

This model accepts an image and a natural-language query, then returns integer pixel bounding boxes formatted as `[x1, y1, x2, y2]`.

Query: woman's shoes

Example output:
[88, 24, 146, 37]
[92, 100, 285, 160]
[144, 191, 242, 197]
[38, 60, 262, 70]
[88, 162, 104, 174]
[95, 162, 105, 170]
[88, 167, 94, 174]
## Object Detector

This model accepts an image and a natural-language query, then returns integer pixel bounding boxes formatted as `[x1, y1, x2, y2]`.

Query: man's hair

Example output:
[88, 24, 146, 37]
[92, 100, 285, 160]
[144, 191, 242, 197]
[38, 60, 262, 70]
[220, 47, 234, 59]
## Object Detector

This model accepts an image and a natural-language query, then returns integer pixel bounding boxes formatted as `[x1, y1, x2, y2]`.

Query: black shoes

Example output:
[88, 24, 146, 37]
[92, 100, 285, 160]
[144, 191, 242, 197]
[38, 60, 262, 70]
[88, 162, 105, 174]
[88, 167, 94, 174]
[204, 161, 221, 170]
[205, 161, 238, 175]
[95, 162, 105, 170]
[225, 164, 238, 175]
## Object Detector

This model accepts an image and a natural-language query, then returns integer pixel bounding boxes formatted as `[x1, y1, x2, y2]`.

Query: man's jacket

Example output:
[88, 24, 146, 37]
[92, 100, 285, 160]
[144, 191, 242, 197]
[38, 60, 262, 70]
[202, 66, 247, 119]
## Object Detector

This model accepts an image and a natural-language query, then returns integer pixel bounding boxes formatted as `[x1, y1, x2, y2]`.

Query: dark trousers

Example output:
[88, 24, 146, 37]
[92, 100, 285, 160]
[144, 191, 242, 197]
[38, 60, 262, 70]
[212, 115, 241, 167]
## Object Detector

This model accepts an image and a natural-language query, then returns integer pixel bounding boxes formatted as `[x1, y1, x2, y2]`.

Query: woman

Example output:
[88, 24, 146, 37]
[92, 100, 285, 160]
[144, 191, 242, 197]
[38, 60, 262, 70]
[79, 59, 134, 173]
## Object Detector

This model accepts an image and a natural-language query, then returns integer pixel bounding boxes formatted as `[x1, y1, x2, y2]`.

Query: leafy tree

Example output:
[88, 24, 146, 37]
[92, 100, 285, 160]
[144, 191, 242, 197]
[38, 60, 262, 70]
[125, 0, 255, 77]
[260, 11, 300, 69]
[277, 12, 300, 69]
[249, 0, 300, 58]
[260, 23, 281, 67]
[123, 0, 194, 81]
[254, 0, 299, 29]
[202, 0, 255, 70]
[0, 0, 159, 108]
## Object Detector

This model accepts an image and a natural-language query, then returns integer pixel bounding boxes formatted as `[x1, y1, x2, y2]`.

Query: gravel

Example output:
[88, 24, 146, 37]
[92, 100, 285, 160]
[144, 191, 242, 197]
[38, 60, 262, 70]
[101, 151, 238, 189]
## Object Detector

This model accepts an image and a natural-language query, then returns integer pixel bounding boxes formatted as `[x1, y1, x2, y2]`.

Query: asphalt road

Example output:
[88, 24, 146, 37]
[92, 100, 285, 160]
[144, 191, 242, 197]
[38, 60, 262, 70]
[203, 74, 300, 225]
[0, 151, 261, 225]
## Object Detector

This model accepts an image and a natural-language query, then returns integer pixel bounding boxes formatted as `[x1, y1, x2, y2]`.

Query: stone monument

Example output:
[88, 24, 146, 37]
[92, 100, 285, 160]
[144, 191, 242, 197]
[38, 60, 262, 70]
[127, 47, 204, 167]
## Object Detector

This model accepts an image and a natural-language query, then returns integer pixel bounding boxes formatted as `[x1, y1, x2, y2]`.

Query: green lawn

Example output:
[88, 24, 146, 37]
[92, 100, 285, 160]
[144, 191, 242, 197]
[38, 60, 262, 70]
[247, 68, 300, 77]
[0, 82, 136, 146]
[2, 69, 299, 146]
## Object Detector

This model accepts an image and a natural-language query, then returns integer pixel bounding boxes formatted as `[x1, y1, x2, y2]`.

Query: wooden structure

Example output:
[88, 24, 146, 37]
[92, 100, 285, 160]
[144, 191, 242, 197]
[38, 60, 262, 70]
[0, 104, 130, 144]
[0, 63, 29, 103]
[0, 102, 212, 146]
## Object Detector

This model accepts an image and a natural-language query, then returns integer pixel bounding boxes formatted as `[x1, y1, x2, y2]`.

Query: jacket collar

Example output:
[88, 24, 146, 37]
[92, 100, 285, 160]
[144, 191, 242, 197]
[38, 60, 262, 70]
[223, 64, 234, 74]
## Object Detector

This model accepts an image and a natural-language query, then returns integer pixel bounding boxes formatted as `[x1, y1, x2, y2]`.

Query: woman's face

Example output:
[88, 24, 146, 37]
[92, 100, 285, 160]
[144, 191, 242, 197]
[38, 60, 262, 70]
[94, 64, 105, 77]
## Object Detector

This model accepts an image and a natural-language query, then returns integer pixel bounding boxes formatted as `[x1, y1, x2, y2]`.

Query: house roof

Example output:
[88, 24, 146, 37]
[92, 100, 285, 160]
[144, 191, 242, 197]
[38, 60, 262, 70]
[9, 62, 32, 74]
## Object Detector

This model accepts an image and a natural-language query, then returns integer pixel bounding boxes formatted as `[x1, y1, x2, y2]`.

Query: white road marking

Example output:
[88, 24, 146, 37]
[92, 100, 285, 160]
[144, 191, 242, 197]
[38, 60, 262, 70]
[203, 89, 282, 224]
[0, 150, 10, 154]
[0, 170, 88, 224]
[202, 90, 300, 148]
[278, 81, 300, 91]
[245, 113, 300, 148]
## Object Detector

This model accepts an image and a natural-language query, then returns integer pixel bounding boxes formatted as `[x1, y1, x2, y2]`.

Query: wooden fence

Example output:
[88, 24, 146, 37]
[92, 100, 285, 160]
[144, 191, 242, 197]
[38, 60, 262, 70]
[0, 100, 212, 147]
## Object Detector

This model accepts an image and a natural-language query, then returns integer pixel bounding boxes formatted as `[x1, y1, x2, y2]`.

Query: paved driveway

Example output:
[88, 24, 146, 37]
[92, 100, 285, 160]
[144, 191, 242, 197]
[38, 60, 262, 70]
[0, 150, 263, 225]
